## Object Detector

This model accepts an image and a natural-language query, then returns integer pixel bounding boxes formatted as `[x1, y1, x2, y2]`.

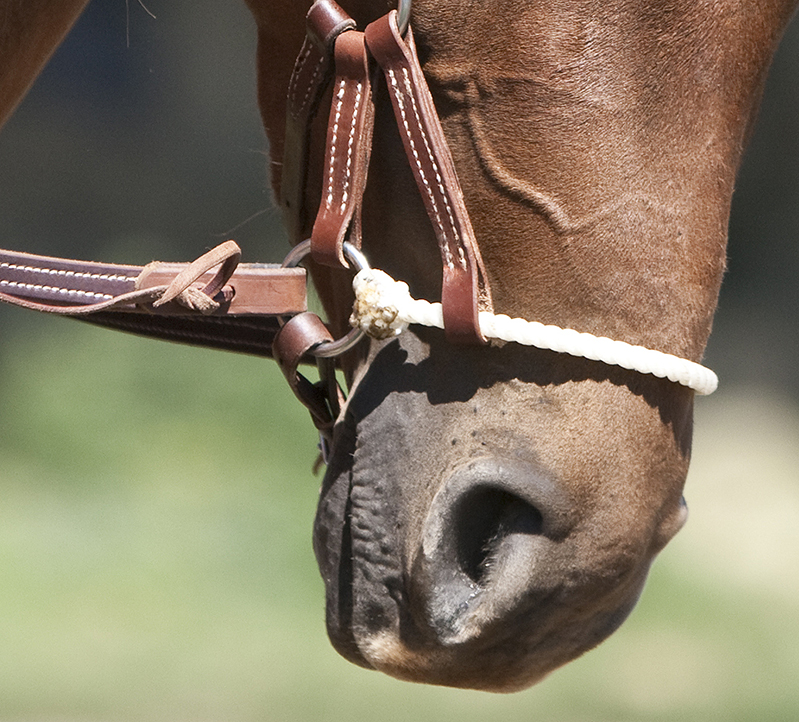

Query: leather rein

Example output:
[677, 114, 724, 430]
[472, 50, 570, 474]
[0, 0, 717, 457]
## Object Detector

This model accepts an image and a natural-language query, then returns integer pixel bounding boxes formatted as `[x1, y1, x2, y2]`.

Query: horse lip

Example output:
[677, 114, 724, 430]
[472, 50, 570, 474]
[413, 456, 575, 643]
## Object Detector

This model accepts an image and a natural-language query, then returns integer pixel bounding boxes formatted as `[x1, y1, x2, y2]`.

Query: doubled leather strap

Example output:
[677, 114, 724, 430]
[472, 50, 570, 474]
[310, 28, 374, 267]
[80, 312, 285, 358]
[0, 244, 307, 357]
[364, 12, 492, 344]
[272, 312, 343, 441]
[281, 0, 355, 246]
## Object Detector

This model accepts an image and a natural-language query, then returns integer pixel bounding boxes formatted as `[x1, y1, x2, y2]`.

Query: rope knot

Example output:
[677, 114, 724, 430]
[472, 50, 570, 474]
[350, 269, 410, 339]
[171, 286, 220, 314]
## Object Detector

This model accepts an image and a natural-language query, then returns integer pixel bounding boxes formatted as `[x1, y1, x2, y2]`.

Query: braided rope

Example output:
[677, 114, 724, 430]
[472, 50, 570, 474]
[350, 268, 718, 395]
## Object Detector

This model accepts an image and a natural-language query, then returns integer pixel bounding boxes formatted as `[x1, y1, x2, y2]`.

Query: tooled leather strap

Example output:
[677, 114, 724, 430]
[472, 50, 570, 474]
[310, 28, 374, 267]
[281, 0, 356, 245]
[0, 244, 307, 357]
[364, 12, 492, 344]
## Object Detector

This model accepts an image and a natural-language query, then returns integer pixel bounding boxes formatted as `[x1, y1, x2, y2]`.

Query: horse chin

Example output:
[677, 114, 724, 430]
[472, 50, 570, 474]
[313, 331, 691, 691]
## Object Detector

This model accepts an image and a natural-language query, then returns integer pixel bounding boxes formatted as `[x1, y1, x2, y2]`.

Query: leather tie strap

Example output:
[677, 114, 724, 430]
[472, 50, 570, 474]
[152, 239, 241, 308]
[364, 11, 492, 344]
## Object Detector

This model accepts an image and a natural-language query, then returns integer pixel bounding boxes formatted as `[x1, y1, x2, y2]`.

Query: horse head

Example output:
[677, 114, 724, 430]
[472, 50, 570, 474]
[246, 0, 797, 691]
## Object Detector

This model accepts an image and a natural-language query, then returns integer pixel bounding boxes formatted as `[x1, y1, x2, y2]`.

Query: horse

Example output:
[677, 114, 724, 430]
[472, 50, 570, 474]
[1, 0, 797, 693]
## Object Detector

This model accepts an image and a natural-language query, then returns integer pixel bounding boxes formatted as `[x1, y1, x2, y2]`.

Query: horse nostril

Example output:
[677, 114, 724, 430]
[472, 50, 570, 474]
[455, 488, 543, 585]
[416, 457, 572, 640]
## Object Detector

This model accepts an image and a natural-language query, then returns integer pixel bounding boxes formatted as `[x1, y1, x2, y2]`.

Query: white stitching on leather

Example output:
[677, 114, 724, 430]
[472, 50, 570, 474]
[387, 68, 453, 268]
[399, 67, 466, 270]
[0, 262, 134, 283]
[326, 80, 347, 209]
[340, 81, 363, 212]
[0, 279, 114, 301]
[290, 40, 325, 120]
[288, 41, 310, 111]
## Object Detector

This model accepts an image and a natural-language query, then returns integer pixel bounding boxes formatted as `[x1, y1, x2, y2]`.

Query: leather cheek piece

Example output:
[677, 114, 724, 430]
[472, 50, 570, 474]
[364, 12, 490, 344]
[310, 28, 375, 269]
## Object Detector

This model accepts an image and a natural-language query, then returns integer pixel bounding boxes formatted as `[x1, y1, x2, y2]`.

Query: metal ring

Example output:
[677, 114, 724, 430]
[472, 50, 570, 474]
[281, 240, 369, 358]
[397, 0, 411, 35]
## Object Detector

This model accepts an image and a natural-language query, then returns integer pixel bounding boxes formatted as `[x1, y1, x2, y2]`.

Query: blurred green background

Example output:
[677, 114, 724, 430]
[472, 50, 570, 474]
[1, 2, 798, 720]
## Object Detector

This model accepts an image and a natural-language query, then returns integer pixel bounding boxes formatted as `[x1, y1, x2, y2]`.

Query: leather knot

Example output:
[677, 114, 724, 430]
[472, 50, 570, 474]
[136, 240, 241, 314]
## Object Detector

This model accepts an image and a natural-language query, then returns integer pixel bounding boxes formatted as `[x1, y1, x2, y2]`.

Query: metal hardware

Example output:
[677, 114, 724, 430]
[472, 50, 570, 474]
[281, 239, 369, 357]
[397, 0, 412, 35]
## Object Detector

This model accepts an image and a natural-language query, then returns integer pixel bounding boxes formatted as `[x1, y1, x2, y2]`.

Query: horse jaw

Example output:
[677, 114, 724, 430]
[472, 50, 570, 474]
[314, 329, 692, 692]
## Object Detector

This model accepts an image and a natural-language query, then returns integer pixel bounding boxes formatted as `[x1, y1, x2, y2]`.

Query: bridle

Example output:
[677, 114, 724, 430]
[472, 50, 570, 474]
[280, 0, 492, 345]
[0, 0, 717, 456]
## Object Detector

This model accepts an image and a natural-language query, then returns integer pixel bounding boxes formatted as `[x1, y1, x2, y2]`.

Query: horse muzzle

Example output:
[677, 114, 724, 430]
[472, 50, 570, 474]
[311, 331, 689, 691]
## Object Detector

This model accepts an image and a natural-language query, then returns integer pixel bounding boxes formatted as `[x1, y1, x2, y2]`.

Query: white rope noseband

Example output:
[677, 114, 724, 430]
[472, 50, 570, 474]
[350, 268, 718, 396]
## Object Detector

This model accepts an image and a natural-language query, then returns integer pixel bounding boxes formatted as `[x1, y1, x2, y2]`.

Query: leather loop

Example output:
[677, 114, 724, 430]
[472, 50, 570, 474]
[154, 240, 241, 307]
[364, 12, 491, 344]
[441, 265, 483, 343]
[310, 29, 375, 268]
[306, 0, 356, 51]
[272, 312, 338, 433]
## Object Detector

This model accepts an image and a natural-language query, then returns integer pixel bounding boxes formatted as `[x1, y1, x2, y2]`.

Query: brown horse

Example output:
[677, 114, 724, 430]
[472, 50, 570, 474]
[1, 0, 797, 692]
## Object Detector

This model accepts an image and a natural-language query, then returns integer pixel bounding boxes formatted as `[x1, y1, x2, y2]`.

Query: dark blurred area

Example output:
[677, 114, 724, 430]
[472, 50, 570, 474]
[0, 0, 797, 397]
[0, 0, 287, 264]
[714, 16, 799, 399]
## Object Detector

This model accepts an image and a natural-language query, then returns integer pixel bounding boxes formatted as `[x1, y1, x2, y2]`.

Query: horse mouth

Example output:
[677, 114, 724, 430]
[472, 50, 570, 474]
[311, 339, 687, 691]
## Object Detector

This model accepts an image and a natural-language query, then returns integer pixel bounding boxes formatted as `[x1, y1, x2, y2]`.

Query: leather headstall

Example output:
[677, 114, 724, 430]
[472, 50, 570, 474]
[280, 0, 492, 344]
[0, 0, 494, 447]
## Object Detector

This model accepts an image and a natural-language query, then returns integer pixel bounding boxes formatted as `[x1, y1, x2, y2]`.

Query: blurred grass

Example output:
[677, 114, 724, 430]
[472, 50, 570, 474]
[0, 314, 797, 721]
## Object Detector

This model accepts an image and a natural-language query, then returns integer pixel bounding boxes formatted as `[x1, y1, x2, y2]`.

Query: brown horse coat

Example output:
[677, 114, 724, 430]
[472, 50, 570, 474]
[2, 0, 797, 692]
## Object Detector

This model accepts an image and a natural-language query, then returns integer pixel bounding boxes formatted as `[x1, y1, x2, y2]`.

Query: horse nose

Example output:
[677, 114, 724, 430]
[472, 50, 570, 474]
[414, 457, 573, 641]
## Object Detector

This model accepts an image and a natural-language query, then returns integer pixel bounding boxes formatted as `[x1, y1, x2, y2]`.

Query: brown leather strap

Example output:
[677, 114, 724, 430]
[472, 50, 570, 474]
[272, 312, 342, 439]
[81, 312, 284, 358]
[0, 245, 307, 357]
[281, 0, 356, 246]
[310, 28, 375, 268]
[364, 12, 492, 344]
[137, 263, 306, 317]
[0, 245, 306, 316]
